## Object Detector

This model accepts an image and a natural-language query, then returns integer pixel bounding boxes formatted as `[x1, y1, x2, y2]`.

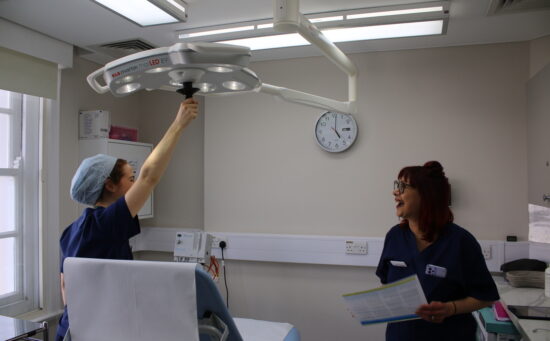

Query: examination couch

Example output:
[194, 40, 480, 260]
[63, 257, 300, 341]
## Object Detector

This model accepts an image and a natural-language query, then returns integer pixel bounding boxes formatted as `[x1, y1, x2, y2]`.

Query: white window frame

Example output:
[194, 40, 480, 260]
[0, 90, 41, 316]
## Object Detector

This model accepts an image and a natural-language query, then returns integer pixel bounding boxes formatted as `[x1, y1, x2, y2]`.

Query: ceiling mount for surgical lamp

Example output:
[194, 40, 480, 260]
[87, 0, 358, 115]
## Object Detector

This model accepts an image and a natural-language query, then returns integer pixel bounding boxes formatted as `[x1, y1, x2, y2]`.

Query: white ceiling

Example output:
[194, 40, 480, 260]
[1, 0, 550, 64]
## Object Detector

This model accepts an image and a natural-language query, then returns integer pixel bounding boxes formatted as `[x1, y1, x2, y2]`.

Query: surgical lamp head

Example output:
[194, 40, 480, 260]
[87, 42, 261, 98]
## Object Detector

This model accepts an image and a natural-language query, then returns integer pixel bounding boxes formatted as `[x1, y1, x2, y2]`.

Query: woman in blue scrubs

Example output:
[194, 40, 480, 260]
[376, 161, 499, 341]
[55, 98, 199, 341]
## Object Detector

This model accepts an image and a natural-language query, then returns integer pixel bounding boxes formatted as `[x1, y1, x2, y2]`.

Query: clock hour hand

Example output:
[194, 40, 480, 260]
[331, 127, 341, 138]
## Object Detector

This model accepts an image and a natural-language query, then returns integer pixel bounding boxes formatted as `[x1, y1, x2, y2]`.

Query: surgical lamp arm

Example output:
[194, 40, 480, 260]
[266, 0, 358, 113]
[259, 83, 357, 114]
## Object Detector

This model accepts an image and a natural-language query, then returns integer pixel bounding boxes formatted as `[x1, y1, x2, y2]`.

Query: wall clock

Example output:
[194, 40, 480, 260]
[314, 111, 358, 153]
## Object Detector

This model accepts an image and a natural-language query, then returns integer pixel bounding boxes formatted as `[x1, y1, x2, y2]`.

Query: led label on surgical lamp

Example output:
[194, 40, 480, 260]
[108, 55, 171, 81]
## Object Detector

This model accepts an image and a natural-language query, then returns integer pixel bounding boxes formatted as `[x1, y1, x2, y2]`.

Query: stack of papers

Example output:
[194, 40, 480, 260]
[342, 275, 427, 325]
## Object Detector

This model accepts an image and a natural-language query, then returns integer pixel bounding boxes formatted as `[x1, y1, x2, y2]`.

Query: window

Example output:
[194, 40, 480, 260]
[0, 89, 40, 316]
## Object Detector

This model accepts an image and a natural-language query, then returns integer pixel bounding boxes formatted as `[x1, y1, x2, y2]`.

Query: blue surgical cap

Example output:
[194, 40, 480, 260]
[70, 154, 117, 206]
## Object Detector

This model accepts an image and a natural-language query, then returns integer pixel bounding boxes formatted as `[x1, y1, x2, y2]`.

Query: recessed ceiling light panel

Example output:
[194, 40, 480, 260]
[91, 0, 187, 26]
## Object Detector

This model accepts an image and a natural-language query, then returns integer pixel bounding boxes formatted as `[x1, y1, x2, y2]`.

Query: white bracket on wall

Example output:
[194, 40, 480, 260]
[258, 0, 358, 114]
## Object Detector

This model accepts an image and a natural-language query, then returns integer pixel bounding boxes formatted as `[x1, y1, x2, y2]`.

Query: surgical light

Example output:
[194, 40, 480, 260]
[87, 42, 261, 99]
[146, 66, 172, 73]
[116, 83, 141, 94]
[222, 81, 246, 91]
[207, 66, 234, 73]
[196, 83, 216, 93]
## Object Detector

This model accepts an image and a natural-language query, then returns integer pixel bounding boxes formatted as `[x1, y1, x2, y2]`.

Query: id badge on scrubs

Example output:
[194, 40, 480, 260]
[425, 264, 447, 278]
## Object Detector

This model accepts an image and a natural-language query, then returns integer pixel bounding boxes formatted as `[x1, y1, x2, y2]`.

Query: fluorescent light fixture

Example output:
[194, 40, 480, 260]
[92, 0, 187, 26]
[220, 33, 309, 50]
[347, 6, 443, 20]
[179, 25, 255, 39]
[257, 23, 274, 29]
[166, 0, 186, 13]
[310, 16, 344, 23]
[218, 20, 443, 50]
[325, 20, 443, 43]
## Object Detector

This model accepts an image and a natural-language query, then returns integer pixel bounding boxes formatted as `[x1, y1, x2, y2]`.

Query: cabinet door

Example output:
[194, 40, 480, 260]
[108, 141, 153, 218]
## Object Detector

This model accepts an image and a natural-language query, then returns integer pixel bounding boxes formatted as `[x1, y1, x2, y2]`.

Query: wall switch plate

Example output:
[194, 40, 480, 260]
[345, 240, 368, 255]
[211, 236, 228, 249]
[482, 245, 492, 260]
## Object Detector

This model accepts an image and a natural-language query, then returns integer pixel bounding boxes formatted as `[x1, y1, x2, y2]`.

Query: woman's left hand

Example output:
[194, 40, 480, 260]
[415, 301, 454, 323]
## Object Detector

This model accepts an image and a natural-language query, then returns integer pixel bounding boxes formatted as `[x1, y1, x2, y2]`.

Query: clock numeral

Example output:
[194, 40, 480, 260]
[320, 122, 326, 126]
[342, 141, 347, 146]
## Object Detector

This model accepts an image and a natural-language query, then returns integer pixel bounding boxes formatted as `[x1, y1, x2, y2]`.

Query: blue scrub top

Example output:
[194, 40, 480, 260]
[376, 223, 499, 341]
[56, 196, 140, 341]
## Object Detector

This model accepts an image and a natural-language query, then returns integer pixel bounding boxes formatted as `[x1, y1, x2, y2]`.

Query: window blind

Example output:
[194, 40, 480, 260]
[0, 46, 58, 99]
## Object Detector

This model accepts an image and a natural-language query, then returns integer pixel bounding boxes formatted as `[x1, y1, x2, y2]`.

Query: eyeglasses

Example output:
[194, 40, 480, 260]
[394, 180, 414, 194]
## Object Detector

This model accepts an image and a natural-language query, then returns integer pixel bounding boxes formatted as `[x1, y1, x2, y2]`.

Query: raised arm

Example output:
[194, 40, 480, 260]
[125, 98, 198, 217]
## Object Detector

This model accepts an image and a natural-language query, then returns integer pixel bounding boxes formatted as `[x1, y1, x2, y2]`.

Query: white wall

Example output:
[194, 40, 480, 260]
[530, 35, 550, 78]
[204, 42, 529, 241]
[59, 54, 144, 227]
[527, 63, 550, 207]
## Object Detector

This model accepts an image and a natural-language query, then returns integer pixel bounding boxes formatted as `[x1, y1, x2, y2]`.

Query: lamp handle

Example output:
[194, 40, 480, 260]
[86, 67, 110, 94]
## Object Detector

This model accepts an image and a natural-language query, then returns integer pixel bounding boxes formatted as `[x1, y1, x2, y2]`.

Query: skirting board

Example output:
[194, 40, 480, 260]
[131, 227, 535, 271]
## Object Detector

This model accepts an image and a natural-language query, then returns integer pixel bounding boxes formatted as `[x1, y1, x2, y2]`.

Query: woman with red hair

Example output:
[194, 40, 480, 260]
[376, 161, 499, 340]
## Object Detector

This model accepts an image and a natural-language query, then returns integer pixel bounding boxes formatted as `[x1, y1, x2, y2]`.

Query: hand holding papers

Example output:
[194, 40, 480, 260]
[342, 275, 427, 325]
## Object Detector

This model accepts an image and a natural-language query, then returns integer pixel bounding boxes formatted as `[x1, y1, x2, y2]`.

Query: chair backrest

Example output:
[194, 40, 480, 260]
[195, 267, 243, 341]
[64, 258, 200, 341]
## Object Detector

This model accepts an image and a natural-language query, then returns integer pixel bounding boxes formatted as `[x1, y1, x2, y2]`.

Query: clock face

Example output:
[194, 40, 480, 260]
[315, 111, 358, 153]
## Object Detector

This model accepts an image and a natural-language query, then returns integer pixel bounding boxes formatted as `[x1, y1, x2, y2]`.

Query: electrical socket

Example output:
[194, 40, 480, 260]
[345, 240, 368, 255]
[211, 236, 228, 249]
[482, 245, 492, 260]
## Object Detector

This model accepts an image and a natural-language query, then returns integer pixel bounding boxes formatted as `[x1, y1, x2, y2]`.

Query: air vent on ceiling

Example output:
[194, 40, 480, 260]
[488, 0, 550, 15]
[101, 39, 156, 51]
[85, 39, 157, 63]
